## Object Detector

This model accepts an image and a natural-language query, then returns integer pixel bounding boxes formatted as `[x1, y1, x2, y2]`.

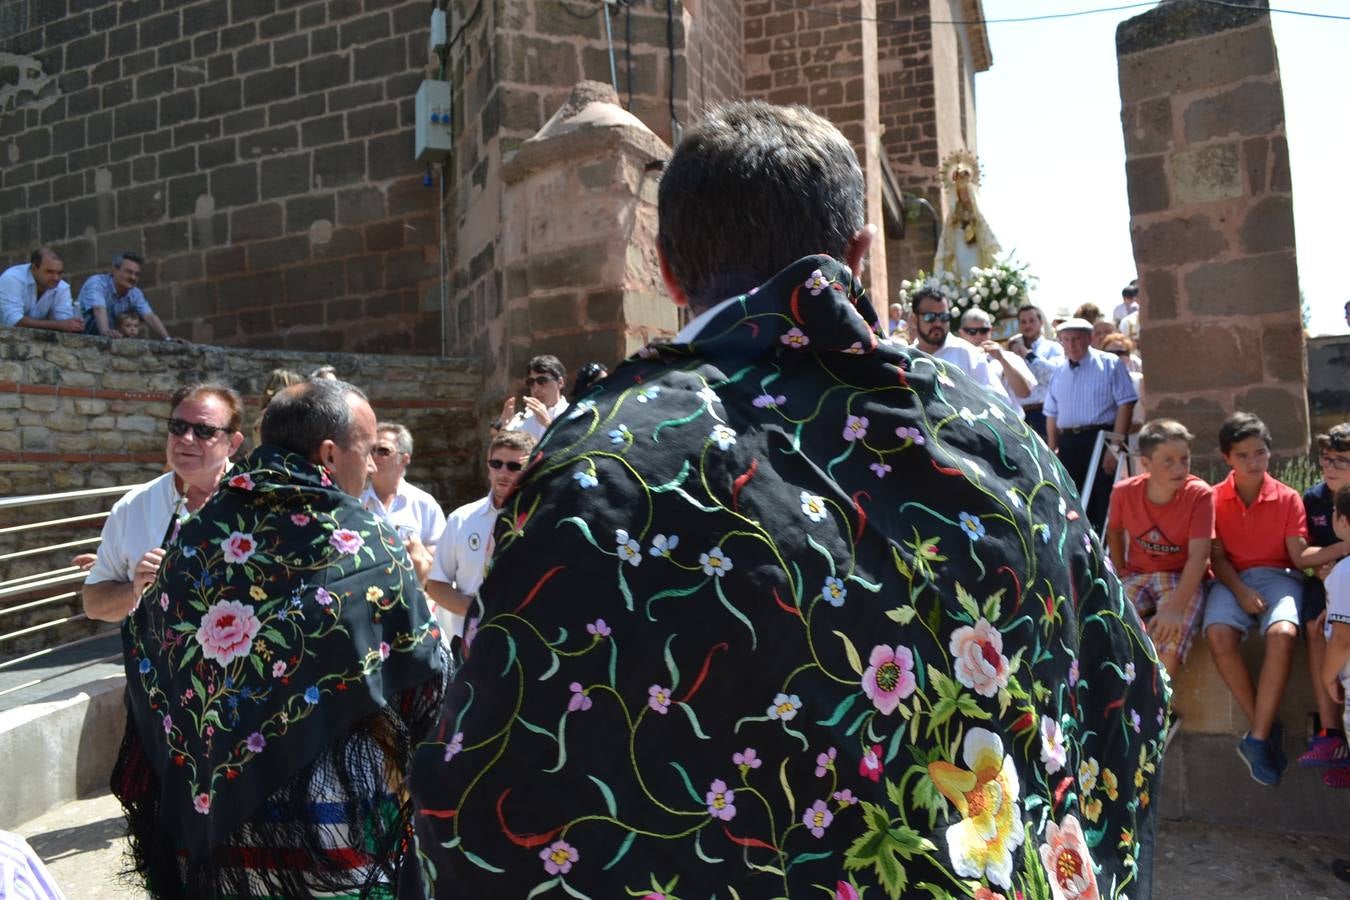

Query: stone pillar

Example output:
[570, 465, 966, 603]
[1117, 0, 1308, 453]
[496, 82, 675, 408]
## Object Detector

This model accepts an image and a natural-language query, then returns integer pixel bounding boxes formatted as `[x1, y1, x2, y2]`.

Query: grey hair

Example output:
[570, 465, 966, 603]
[961, 308, 992, 326]
[657, 101, 865, 311]
[261, 378, 368, 458]
[378, 421, 413, 456]
[112, 251, 145, 269]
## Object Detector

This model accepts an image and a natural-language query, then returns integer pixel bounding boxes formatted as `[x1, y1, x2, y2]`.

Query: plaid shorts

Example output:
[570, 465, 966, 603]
[1121, 570, 1206, 662]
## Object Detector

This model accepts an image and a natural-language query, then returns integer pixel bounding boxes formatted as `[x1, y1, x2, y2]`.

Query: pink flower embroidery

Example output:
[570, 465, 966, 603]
[815, 747, 837, 777]
[378, 641, 391, 660]
[568, 681, 593, 712]
[950, 618, 1010, 698]
[329, 529, 363, 555]
[193, 793, 210, 814]
[862, 644, 917, 715]
[464, 616, 479, 649]
[859, 744, 883, 782]
[246, 732, 266, 753]
[1039, 814, 1099, 900]
[833, 788, 857, 806]
[586, 619, 611, 637]
[540, 839, 578, 875]
[974, 888, 1008, 900]
[895, 425, 926, 445]
[272, 660, 286, 678]
[733, 747, 761, 769]
[195, 599, 262, 667]
[802, 798, 833, 837]
[227, 473, 254, 490]
[290, 513, 311, 526]
[780, 327, 810, 349]
[159, 592, 170, 611]
[220, 531, 257, 565]
[836, 882, 861, 900]
[314, 587, 334, 606]
[842, 415, 869, 442]
[804, 268, 829, 295]
[705, 778, 736, 821]
[648, 684, 672, 715]
[443, 731, 464, 762]
[162, 714, 173, 735]
[870, 462, 892, 478]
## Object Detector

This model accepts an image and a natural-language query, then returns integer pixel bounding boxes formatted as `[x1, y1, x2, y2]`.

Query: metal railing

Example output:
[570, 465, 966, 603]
[0, 484, 137, 698]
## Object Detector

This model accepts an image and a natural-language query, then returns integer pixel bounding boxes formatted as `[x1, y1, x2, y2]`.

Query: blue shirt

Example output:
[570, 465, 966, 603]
[1043, 346, 1138, 429]
[0, 263, 76, 327]
[77, 272, 155, 335]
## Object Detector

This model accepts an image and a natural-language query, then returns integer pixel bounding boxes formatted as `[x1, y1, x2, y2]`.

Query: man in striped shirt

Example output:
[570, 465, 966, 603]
[1044, 317, 1137, 530]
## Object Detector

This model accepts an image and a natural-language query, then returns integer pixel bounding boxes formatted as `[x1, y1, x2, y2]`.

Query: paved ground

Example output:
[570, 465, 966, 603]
[11, 793, 1350, 898]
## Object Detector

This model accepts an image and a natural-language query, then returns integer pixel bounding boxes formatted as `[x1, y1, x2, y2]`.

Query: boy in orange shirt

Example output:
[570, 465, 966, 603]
[1107, 419, 1214, 685]
[1203, 412, 1318, 786]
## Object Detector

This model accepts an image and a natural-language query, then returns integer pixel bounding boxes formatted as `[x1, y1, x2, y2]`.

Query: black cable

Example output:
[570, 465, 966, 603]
[446, 0, 485, 52]
[666, 0, 680, 142]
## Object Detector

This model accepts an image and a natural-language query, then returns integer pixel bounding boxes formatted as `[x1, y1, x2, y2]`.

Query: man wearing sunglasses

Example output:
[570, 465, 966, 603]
[909, 288, 1011, 404]
[493, 354, 570, 441]
[360, 422, 447, 552]
[83, 383, 245, 622]
[959, 307, 1036, 415]
[425, 429, 536, 645]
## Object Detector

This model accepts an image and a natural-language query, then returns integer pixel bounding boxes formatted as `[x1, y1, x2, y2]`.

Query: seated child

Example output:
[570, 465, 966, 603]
[1107, 418, 1214, 688]
[1303, 426, 1350, 771]
[115, 310, 142, 338]
[1320, 483, 1350, 788]
[1203, 412, 1313, 786]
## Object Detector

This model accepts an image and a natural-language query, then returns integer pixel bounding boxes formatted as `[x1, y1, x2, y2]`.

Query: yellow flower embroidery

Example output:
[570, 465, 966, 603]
[928, 727, 1025, 890]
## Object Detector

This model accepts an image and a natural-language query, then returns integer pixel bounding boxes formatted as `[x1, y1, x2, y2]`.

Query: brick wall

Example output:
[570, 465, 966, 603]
[0, 0, 443, 354]
[685, 0, 742, 114]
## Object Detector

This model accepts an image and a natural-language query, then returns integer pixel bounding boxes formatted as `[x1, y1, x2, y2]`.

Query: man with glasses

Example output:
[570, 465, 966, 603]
[83, 383, 245, 622]
[958, 307, 1035, 414]
[425, 430, 536, 645]
[78, 251, 181, 341]
[360, 421, 447, 552]
[1297, 424, 1350, 773]
[493, 354, 570, 441]
[909, 287, 1010, 403]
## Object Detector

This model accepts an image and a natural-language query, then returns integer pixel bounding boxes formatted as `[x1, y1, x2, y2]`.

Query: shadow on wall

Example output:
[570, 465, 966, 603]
[1309, 334, 1350, 435]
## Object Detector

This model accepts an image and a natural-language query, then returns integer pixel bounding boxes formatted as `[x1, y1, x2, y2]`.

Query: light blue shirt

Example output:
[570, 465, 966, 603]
[0, 263, 76, 327]
[1043, 346, 1138, 429]
[77, 272, 154, 334]
[1021, 334, 1066, 408]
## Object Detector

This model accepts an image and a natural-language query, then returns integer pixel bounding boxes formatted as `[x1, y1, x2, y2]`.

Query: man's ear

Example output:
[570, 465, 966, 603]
[228, 430, 245, 457]
[844, 224, 877, 281]
[657, 245, 689, 308]
[317, 439, 338, 471]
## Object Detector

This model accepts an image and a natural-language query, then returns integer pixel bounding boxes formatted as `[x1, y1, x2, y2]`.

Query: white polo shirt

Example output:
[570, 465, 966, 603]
[360, 478, 447, 547]
[427, 494, 500, 640]
[931, 334, 1011, 403]
[86, 472, 184, 586]
[507, 397, 570, 441]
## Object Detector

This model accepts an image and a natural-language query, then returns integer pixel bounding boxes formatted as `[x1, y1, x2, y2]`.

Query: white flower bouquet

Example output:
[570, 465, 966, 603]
[897, 269, 961, 307]
[953, 258, 1035, 320]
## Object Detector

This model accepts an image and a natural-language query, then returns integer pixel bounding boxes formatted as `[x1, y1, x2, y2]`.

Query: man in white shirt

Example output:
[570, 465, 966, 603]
[957, 308, 1036, 417]
[360, 422, 447, 549]
[83, 384, 245, 621]
[492, 354, 570, 441]
[1008, 303, 1067, 438]
[908, 288, 1010, 403]
[425, 430, 536, 643]
[1112, 280, 1140, 326]
[0, 248, 83, 333]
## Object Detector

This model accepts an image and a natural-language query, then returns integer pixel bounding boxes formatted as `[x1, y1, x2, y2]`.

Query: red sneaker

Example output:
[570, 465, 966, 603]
[1322, 764, 1350, 789]
[1299, 733, 1349, 767]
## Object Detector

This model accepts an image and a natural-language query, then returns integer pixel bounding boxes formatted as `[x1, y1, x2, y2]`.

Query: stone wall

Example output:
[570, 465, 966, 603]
[0, 0, 442, 354]
[1117, 1, 1308, 453]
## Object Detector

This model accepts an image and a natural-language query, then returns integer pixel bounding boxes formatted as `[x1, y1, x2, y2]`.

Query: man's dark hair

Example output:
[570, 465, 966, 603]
[911, 288, 947, 313]
[261, 378, 368, 457]
[657, 101, 865, 311]
[490, 429, 537, 457]
[1138, 418, 1194, 458]
[170, 382, 245, 433]
[113, 251, 145, 269]
[1218, 411, 1272, 455]
[30, 247, 61, 267]
[1316, 423, 1350, 454]
[1016, 303, 1044, 321]
[1122, 283, 1139, 299]
[527, 354, 565, 381]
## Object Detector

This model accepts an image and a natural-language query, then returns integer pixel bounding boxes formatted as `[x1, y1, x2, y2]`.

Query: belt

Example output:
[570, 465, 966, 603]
[1061, 424, 1110, 435]
[1022, 403, 1043, 413]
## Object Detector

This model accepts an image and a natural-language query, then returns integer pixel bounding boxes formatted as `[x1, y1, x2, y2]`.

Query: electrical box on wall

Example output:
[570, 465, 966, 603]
[415, 80, 453, 162]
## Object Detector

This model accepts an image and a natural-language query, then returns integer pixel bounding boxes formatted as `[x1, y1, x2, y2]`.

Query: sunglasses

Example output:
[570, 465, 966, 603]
[919, 311, 952, 323]
[960, 326, 991, 336]
[166, 418, 232, 440]
[372, 445, 398, 458]
[523, 375, 556, 387]
[488, 458, 524, 472]
[1320, 454, 1350, 472]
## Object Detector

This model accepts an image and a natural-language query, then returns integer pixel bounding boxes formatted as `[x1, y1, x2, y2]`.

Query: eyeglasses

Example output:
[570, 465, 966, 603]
[1320, 454, 1350, 471]
[523, 375, 556, 387]
[960, 326, 991, 336]
[166, 418, 232, 440]
[488, 458, 524, 472]
[372, 445, 398, 458]
[919, 312, 952, 324]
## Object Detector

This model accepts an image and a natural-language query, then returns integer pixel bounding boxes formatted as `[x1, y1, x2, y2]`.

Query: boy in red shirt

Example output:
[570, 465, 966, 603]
[1107, 419, 1214, 683]
[1203, 412, 1317, 786]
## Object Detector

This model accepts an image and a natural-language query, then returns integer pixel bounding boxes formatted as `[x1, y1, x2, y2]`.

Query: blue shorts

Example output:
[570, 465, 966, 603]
[1201, 567, 1303, 638]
